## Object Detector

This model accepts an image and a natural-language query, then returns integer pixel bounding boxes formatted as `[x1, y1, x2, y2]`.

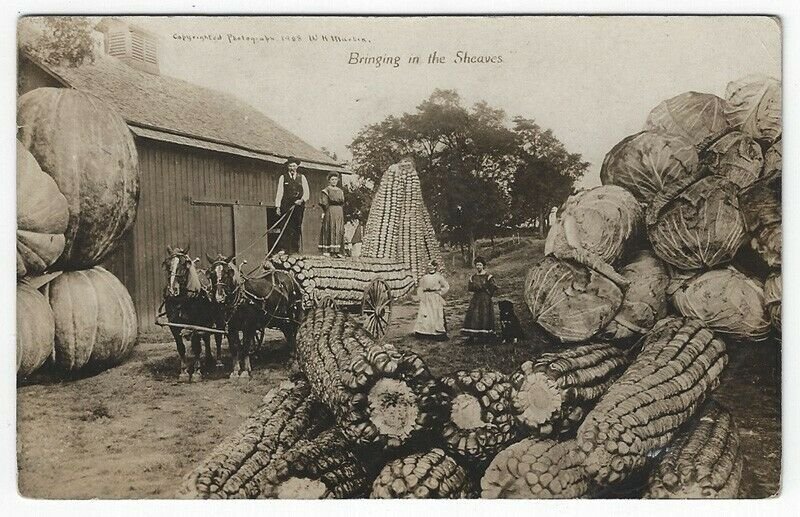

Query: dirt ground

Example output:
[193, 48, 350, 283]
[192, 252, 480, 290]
[17, 239, 781, 499]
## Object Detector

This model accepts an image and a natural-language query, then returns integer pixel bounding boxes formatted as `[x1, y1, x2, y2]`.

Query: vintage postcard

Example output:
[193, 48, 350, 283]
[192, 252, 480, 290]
[15, 15, 780, 499]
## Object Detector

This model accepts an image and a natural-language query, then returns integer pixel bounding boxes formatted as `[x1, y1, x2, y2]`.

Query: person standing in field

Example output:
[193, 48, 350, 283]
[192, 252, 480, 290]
[461, 256, 498, 342]
[413, 260, 450, 341]
[275, 157, 309, 254]
[319, 172, 345, 257]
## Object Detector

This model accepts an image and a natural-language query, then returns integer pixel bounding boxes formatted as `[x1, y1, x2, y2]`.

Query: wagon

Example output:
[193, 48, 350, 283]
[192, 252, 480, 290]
[267, 254, 416, 341]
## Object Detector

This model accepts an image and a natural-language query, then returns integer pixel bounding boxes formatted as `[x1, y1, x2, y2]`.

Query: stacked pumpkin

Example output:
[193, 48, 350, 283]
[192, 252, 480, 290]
[17, 87, 140, 379]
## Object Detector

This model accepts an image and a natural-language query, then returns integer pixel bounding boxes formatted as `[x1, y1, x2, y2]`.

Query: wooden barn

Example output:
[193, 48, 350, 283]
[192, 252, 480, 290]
[18, 20, 345, 331]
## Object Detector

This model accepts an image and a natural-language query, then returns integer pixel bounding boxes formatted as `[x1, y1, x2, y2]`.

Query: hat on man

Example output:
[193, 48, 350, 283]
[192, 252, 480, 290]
[286, 157, 302, 166]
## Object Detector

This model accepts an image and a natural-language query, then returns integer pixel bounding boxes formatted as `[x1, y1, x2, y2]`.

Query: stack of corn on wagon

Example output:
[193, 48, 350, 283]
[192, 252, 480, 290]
[267, 159, 440, 338]
[180, 74, 780, 499]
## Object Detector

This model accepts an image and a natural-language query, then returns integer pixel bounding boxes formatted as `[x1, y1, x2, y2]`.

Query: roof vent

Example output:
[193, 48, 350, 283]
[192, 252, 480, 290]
[96, 18, 159, 75]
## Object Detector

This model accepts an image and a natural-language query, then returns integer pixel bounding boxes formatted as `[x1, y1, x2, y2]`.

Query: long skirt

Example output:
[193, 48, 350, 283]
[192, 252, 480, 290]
[462, 292, 495, 336]
[414, 292, 448, 339]
[319, 205, 344, 254]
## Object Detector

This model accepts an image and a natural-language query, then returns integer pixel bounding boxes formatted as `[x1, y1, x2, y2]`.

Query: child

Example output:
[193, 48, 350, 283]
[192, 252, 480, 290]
[345, 217, 363, 258]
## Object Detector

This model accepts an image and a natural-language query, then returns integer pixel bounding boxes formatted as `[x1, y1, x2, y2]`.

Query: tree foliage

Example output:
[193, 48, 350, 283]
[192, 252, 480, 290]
[343, 178, 373, 223]
[510, 117, 589, 230]
[18, 16, 96, 67]
[348, 90, 589, 256]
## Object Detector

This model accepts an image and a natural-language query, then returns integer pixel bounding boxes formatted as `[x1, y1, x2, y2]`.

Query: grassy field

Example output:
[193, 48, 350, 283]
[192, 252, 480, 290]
[17, 238, 780, 498]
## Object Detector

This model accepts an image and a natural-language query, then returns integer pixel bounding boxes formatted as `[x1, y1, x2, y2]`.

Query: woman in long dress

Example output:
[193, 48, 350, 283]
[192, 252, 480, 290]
[461, 256, 497, 341]
[413, 261, 450, 341]
[319, 173, 345, 256]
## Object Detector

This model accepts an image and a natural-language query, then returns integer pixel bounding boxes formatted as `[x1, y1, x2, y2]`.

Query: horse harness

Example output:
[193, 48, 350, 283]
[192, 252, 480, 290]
[224, 267, 305, 329]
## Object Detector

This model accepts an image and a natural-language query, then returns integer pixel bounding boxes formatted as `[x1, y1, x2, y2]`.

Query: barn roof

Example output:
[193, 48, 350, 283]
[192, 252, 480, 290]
[26, 53, 344, 172]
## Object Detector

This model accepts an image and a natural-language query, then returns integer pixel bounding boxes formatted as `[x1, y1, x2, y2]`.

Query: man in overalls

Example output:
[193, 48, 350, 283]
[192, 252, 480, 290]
[275, 157, 309, 254]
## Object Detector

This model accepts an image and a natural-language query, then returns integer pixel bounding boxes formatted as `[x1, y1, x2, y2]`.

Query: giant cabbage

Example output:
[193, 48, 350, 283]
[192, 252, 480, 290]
[763, 272, 781, 332]
[724, 75, 782, 143]
[671, 267, 771, 341]
[545, 185, 643, 281]
[644, 92, 730, 146]
[599, 250, 670, 341]
[648, 176, 746, 270]
[738, 169, 781, 268]
[600, 131, 700, 205]
[764, 139, 782, 175]
[700, 130, 764, 188]
[524, 256, 623, 343]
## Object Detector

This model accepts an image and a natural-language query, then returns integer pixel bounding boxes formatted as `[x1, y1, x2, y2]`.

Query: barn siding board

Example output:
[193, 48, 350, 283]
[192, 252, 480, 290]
[138, 145, 151, 327]
[150, 145, 163, 325]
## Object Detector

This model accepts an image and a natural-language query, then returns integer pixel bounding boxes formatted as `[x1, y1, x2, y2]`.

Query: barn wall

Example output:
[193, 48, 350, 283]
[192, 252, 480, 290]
[102, 138, 329, 331]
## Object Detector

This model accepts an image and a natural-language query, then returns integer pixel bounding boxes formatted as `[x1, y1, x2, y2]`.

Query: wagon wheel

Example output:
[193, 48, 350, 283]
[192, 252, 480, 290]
[362, 279, 392, 341]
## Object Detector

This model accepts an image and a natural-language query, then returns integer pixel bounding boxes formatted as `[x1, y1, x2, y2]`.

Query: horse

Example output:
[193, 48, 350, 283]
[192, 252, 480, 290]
[161, 246, 225, 381]
[208, 256, 303, 380]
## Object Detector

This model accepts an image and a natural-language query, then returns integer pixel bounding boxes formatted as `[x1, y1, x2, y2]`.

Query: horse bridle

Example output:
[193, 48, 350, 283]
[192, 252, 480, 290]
[209, 260, 241, 301]
[163, 251, 193, 298]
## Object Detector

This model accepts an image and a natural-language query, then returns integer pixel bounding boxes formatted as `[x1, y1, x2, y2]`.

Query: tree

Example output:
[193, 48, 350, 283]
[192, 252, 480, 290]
[349, 90, 519, 260]
[510, 118, 589, 235]
[348, 90, 588, 258]
[19, 17, 96, 67]
[343, 178, 373, 223]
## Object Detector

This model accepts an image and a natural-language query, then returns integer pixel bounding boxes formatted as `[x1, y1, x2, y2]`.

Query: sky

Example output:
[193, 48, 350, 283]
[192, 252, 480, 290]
[123, 16, 780, 187]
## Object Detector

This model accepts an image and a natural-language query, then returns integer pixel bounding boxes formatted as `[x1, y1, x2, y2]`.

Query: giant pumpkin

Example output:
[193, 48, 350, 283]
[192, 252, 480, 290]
[17, 282, 55, 378]
[46, 267, 138, 373]
[17, 88, 140, 270]
[16, 140, 69, 277]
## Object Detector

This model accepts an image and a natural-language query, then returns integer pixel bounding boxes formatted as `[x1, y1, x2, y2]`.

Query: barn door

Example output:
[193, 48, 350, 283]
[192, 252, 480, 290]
[302, 204, 323, 254]
[233, 205, 268, 275]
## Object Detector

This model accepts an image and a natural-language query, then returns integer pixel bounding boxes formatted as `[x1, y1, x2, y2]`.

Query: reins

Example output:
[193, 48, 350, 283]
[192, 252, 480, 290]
[233, 204, 297, 274]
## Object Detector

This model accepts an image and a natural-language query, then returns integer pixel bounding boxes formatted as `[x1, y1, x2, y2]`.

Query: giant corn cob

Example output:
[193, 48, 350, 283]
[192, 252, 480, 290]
[510, 343, 630, 438]
[258, 429, 372, 499]
[361, 161, 441, 278]
[295, 302, 448, 449]
[178, 379, 332, 499]
[439, 369, 518, 464]
[645, 400, 743, 498]
[268, 254, 414, 308]
[481, 438, 591, 499]
[370, 448, 474, 498]
[576, 317, 728, 486]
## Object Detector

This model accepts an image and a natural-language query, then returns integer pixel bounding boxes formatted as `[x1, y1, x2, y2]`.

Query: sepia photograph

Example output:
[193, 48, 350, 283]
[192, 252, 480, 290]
[13, 14, 781, 500]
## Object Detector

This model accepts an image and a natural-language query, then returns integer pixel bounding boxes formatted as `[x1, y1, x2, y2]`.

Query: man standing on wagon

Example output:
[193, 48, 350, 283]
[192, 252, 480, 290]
[275, 157, 309, 254]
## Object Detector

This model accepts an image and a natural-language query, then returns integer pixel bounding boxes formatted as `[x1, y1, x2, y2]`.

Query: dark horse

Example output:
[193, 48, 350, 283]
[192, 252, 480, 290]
[161, 246, 225, 381]
[208, 256, 303, 380]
